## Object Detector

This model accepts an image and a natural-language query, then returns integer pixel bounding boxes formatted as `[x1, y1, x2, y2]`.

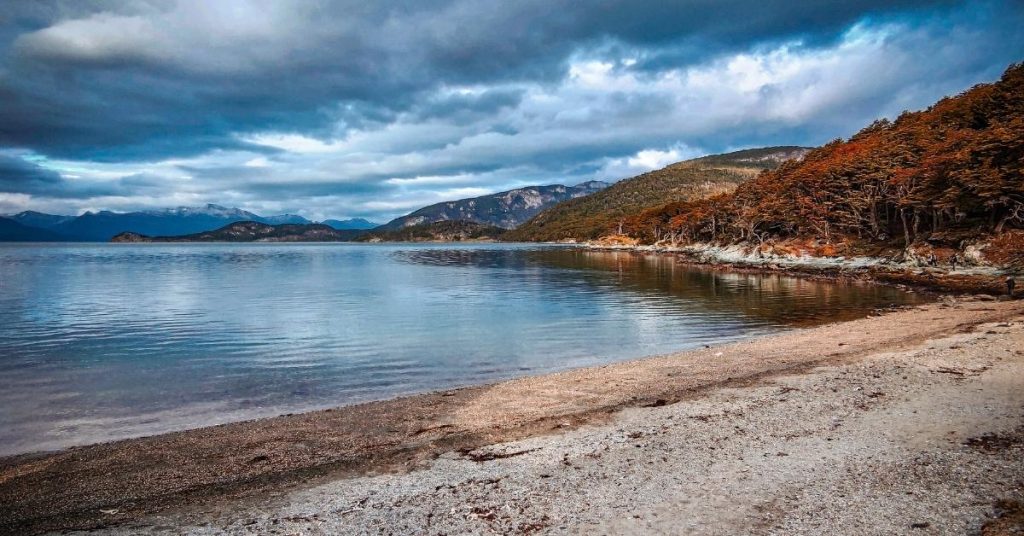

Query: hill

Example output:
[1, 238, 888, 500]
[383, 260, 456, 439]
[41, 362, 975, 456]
[0, 217, 67, 241]
[505, 147, 810, 242]
[322, 218, 379, 230]
[622, 63, 1024, 267]
[379, 181, 608, 231]
[110, 222, 364, 242]
[357, 220, 507, 242]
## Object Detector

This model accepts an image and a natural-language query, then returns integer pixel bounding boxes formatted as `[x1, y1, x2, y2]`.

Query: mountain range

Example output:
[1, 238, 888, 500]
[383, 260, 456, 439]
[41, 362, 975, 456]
[2, 149, 807, 243]
[2, 180, 612, 241]
[378, 181, 609, 231]
[0, 205, 381, 241]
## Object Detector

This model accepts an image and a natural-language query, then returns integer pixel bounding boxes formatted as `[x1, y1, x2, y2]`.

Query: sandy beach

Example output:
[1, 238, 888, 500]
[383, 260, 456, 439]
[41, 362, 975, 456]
[2, 298, 1023, 535]
[2, 3, 1021, 535]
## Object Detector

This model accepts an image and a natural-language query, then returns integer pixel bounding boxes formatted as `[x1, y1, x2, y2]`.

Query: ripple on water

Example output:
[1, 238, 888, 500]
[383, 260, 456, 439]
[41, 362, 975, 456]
[0, 242, 925, 455]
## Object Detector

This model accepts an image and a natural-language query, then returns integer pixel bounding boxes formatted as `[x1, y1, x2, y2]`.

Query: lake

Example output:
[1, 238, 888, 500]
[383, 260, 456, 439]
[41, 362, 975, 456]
[0, 242, 924, 455]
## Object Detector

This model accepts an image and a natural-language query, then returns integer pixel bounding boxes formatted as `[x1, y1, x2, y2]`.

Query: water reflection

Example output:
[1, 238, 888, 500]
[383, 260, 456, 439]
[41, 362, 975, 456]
[0, 243, 923, 455]
[395, 247, 913, 325]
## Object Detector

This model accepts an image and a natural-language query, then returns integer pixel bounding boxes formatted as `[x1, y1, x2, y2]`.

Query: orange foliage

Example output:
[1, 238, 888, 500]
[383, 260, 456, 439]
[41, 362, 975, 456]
[626, 63, 1024, 249]
[591, 234, 640, 246]
[983, 230, 1024, 268]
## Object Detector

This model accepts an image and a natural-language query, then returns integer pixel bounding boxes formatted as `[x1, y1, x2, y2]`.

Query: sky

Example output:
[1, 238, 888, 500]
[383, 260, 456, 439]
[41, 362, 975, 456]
[0, 1, 1022, 222]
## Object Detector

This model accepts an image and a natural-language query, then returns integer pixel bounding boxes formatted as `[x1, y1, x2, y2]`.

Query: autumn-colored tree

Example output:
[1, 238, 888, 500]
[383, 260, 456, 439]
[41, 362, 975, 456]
[627, 62, 1024, 250]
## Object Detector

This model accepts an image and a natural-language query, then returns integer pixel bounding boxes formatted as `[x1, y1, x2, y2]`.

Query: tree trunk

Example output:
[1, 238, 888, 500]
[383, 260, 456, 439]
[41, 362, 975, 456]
[995, 213, 1010, 233]
[900, 209, 911, 245]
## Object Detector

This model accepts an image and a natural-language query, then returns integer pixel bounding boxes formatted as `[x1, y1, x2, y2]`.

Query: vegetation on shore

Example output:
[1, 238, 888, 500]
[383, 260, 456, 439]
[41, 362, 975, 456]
[110, 221, 365, 242]
[616, 64, 1024, 268]
[357, 220, 507, 242]
[108, 220, 507, 243]
[505, 147, 809, 242]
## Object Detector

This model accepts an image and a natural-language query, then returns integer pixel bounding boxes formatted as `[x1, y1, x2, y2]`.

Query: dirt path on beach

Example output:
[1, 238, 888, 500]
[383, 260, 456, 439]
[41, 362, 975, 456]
[2, 298, 1022, 535]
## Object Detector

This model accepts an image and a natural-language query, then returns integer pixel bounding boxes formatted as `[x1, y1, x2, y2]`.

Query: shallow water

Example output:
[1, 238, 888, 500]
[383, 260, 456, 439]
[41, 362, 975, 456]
[0, 242, 924, 455]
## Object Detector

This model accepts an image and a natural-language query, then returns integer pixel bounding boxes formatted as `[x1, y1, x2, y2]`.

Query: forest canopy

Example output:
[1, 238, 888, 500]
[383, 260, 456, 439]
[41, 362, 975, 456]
[622, 63, 1024, 250]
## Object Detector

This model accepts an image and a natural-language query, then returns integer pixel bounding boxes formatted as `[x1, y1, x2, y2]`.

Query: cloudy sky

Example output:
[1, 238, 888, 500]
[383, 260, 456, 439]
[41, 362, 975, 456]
[0, 0, 1021, 222]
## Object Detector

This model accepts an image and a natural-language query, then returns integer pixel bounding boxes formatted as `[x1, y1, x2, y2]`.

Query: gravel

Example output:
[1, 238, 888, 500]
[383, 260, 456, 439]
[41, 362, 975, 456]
[77, 307, 1024, 535]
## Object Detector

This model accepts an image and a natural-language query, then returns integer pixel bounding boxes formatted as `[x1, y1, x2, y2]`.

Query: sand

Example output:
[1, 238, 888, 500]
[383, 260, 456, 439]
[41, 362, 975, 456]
[2, 298, 1022, 535]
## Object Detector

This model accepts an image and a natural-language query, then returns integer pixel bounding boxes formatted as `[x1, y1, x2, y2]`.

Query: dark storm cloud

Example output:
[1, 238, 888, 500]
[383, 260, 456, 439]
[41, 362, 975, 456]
[0, 0, 967, 161]
[0, 0, 1022, 221]
[0, 152, 165, 198]
[243, 180, 396, 198]
[0, 153, 63, 195]
[410, 88, 525, 124]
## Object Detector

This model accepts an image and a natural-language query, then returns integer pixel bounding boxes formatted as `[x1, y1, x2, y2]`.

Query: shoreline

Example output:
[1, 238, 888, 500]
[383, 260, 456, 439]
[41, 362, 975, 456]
[2, 298, 1022, 534]
[580, 242, 1020, 296]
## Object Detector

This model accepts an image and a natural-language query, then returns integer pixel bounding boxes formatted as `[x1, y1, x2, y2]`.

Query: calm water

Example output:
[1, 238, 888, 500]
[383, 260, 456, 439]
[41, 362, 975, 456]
[0, 243, 924, 455]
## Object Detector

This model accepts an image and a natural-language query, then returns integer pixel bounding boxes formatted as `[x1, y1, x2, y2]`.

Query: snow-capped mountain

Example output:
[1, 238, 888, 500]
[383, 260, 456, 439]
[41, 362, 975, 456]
[141, 204, 262, 219]
[4, 205, 314, 241]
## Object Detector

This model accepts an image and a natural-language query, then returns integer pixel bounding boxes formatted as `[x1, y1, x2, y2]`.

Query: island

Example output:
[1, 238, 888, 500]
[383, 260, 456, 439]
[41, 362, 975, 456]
[110, 221, 366, 242]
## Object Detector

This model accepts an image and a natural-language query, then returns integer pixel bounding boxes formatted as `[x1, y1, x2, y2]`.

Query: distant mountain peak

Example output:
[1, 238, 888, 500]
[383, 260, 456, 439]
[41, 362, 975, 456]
[10, 210, 64, 217]
[145, 204, 258, 218]
[5, 211, 75, 230]
[322, 218, 379, 230]
[380, 181, 608, 231]
[6, 204, 312, 241]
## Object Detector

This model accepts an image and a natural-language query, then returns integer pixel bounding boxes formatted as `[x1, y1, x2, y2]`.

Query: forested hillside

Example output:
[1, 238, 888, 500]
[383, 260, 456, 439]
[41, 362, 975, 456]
[358, 220, 506, 242]
[621, 63, 1024, 263]
[506, 147, 809, 242]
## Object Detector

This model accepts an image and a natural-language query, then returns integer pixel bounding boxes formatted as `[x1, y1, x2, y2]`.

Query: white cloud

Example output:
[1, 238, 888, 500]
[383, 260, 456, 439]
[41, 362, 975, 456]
[594, 146, 702, 181]
[243, 134, 347, 154]
[243, 157, 270, 168]
[5, 8, 1020, 222]
[16, 0, 315, 74]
